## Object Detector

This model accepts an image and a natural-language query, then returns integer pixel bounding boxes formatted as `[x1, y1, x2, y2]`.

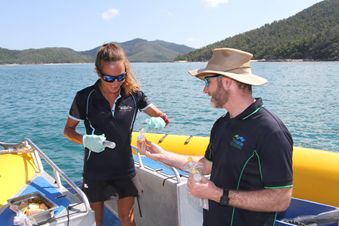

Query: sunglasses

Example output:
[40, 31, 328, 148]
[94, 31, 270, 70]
[102, 72, 127, 83]
[204, 74, 224, 87]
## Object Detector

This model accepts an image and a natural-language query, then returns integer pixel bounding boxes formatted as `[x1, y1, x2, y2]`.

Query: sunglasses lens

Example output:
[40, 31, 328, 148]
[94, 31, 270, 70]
[204, 78, 209, 87]
[117, 73, 126, 81]
[103, 76, 114, 82]
[203, 74, 223, 86]
[103, 75, 114, 82]
[102, 72, 126, 83]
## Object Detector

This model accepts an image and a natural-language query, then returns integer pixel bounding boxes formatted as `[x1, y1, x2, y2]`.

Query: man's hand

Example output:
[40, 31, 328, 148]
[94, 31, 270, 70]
[137, 139, 166, 161]
[187, 174, 222, 202]
[83, 134, 106, 153]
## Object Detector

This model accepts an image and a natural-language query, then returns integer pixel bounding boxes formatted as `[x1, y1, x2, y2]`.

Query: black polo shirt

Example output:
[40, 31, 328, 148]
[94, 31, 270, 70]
[203, 98, 293, 226]
[68, 80, 151, 180]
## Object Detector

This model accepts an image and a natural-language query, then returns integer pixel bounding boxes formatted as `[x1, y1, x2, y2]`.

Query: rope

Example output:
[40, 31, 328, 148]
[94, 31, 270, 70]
[0, 141, 34, 154]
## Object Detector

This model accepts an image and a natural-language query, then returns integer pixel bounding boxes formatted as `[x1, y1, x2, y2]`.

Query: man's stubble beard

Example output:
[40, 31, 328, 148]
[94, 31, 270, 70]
[210, 79, 230, 108]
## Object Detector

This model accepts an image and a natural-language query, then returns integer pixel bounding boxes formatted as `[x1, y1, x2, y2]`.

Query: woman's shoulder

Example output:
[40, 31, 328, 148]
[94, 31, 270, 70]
[76, 83, 97, 96]
[124, 89, 145, 98]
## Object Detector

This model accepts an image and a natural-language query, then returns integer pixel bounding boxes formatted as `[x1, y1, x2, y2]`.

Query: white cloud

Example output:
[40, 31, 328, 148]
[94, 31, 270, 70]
[101, 8, 119, 21]
[203, 0, 229, 8]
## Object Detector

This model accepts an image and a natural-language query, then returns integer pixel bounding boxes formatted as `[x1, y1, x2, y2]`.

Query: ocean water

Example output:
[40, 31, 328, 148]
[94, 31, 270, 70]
[0, 62, 338, 180]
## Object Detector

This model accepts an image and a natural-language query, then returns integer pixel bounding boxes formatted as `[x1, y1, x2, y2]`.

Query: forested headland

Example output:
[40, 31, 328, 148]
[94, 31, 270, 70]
[176, 0, 339, 61]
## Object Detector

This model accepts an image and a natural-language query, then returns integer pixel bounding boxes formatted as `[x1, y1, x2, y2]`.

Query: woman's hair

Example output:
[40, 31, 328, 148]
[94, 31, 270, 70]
[95, 42, 140, 94]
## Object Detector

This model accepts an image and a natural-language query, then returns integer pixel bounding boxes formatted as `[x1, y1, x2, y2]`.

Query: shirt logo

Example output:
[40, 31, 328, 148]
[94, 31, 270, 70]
[230, 134, 245, 150]
[118, 105, 133, 111]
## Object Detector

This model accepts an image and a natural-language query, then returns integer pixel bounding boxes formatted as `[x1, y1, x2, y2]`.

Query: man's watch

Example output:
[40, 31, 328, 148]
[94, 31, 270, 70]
[219, 189, 229, 206]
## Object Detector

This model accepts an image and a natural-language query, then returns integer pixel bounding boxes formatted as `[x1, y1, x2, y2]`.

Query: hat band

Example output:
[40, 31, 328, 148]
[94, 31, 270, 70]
[224, 66, 251, 73]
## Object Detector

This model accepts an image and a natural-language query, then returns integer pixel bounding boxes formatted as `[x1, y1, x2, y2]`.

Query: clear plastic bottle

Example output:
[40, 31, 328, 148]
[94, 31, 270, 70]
[136, 117, 165, 153]
[137, 128, 146, 154]
[184, 157, 209, 209]
[184, 157, 203, 182]
[136, 117, 165, 145]
[191, 168, 202, 182]
[137, 128, 145, 141]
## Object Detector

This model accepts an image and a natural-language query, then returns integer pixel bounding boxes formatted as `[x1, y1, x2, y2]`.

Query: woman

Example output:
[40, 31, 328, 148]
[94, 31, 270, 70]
[64, 42, 169, 226]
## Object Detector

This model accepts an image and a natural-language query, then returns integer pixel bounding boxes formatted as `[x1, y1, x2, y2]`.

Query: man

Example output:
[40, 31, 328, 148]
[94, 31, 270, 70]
[138, 48, 293, 226]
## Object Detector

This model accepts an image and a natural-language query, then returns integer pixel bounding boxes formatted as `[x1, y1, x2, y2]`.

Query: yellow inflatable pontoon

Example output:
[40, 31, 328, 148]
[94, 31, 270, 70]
[131, 132, 339, 207]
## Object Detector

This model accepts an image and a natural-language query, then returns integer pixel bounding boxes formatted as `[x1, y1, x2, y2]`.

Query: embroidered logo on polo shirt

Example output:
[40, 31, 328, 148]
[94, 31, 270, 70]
[118, 105, 133, 111]
[230, 134, 245, 150]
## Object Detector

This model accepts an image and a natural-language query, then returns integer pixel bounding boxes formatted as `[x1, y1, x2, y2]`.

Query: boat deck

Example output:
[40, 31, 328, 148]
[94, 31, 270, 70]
[1, 173, 78, 225]
[0, 172, 121, 226]
[1, 139, 338, 226]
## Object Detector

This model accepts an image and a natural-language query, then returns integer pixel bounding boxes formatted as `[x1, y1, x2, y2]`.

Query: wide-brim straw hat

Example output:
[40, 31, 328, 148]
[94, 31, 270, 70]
[189, 48, 267, 85]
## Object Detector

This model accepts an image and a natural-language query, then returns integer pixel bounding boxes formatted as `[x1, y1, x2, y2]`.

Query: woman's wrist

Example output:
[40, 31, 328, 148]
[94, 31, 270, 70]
[159, 113, 170, 126]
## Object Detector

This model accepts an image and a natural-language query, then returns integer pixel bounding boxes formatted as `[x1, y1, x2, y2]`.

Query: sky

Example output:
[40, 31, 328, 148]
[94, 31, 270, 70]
[0, 0, 324, 51]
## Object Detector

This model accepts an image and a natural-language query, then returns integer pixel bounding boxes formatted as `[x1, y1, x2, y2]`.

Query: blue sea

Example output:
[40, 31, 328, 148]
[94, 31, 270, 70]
[0, 62, 338, 180]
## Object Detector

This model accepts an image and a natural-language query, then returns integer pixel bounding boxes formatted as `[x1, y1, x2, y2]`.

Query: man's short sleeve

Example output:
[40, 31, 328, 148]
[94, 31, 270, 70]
[204, 143, 214, 162]
[204, 118, 224, 162]
[259, 130, 293, 188]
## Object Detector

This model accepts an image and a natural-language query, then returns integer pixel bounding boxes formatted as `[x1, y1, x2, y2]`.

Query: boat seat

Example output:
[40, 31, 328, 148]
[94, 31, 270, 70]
[0, 152, 38, 206]
[276, 198, 338, 226]
[278, 198, 337, 220]
[0, 175, 70, 226]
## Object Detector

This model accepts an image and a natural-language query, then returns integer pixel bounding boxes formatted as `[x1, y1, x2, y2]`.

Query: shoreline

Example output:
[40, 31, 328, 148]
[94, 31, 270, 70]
[1, 60, 338, 66]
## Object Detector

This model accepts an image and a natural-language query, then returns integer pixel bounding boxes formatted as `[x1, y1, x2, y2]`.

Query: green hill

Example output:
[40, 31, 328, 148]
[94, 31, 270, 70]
[176, 0, 339, 61]
[81, 38, 195, 62]
[0, 47, 92, 64]
[0, 39, 194, 64]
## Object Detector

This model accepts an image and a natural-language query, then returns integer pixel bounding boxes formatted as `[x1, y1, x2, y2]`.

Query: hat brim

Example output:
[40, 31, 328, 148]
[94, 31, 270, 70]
[188, 69, 267, 86]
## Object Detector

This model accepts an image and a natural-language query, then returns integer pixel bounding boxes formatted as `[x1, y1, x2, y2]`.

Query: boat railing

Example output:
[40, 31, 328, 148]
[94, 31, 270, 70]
[131, 145, 182, 183]
[0, 139, 91, 213]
